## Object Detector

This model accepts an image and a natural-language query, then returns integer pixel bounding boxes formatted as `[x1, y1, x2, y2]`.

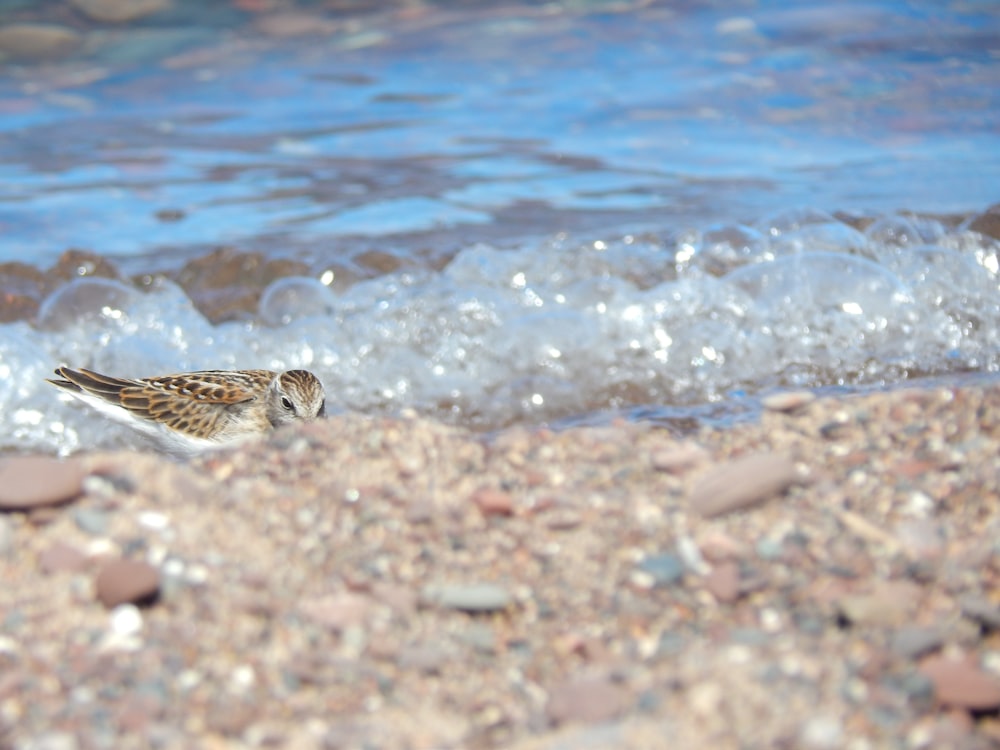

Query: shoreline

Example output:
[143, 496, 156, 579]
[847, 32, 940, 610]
[1, 379, 999, 747]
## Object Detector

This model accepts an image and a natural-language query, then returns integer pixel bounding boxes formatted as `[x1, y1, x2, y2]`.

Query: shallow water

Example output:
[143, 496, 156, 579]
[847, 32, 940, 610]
[0, 0, 998, 454]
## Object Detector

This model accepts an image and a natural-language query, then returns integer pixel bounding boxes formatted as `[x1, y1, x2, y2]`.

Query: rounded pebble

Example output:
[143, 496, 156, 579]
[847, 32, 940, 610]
[0, 456, 85, 511]
[95, 559, 161, 608]
[109, 604, 144, 637]
[73, 507, 111, 536]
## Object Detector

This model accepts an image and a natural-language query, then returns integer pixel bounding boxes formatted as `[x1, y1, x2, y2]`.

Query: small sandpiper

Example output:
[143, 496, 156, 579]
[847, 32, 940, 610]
[48, 366, 326, 454]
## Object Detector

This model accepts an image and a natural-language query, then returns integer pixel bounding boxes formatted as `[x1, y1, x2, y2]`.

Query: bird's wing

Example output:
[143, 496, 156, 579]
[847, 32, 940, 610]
[118, 370, 275, 436]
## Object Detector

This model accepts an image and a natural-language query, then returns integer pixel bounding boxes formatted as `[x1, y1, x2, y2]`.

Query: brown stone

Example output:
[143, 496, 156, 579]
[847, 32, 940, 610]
[50, 249, 125, 284]
[689, 453, 801, 517]
[0, 457, 85, 511]
[966, 203, 1000, 241]
[255, 11, 341, 38]
[67, 0, 171, 23]
[704, 561, 741, 603]
[95, 559, 161, 608]
[174, 247, 309, 323]
[0, 262, 47, 323]
[920, 654, 1000, 710]
[472, 488, 514, 517]
[0, 24, 81, 61]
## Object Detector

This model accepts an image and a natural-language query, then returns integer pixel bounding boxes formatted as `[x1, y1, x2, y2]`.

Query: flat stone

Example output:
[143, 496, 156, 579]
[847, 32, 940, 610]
[422, 583, 511, 612]
[547, 675, 630, 725]
[0, 24, 81, 61]
[95, 559, 160, 608]
[67, 0, 171, 23]
[689, 453, 801, 518]
[920, 654, 1000, 710]
[39, 542, 89, 574]
[0, 457, 85, 511]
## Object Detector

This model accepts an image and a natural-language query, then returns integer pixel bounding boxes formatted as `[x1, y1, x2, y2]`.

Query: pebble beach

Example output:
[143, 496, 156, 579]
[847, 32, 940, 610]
[2, 379, 999, 749]
[2, 1, 999, 747]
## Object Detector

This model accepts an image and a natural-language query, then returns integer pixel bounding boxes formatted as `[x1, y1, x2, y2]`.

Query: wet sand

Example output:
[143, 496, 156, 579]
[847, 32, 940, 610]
[1, 381, 999, 748]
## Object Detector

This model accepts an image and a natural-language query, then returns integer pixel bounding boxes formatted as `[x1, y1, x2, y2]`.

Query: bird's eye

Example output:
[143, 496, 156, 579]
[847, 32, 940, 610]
[281, 396, 293, 411]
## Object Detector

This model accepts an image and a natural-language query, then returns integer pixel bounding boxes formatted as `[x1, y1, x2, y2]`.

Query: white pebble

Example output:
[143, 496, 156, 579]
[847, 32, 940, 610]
[231, 664, 256, 691]
[800, 715, 844, 749]
[138, 511, 170, 530]
[109, 604, 143, 636]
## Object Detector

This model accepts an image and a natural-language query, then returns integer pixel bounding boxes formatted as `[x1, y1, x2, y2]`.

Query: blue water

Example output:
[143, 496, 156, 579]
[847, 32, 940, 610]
[0, 0, 998, 454]
[1, 0, 997, 264]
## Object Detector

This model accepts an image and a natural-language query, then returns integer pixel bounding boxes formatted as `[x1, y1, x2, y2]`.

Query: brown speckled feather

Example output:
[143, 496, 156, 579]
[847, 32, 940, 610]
[48, 366, 325, 450]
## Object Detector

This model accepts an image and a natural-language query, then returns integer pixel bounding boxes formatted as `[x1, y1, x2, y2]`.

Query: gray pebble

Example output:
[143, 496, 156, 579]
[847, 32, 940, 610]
[755, 538, 785, 560]
[0, 515, 13, 556]
[890, 626, 945, 659]
[960, 595, 1000, 631]
[73, 507, 111, 535]
[422, 583, 511, 612]
[636, 553, 685, 586]
[798, 715, 843, 750]
[460, 623, 497, 654]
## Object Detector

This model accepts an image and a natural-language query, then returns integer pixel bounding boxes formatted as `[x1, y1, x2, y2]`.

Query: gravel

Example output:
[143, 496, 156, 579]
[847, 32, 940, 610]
[1, 381, 999, 747]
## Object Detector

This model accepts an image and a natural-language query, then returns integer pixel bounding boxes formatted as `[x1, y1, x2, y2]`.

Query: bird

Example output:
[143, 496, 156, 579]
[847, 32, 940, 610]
[48, 366, 326, 454]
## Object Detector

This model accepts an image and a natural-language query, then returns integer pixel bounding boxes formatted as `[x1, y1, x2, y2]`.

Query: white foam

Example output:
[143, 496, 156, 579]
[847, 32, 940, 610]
[4, 212, 998, 454]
